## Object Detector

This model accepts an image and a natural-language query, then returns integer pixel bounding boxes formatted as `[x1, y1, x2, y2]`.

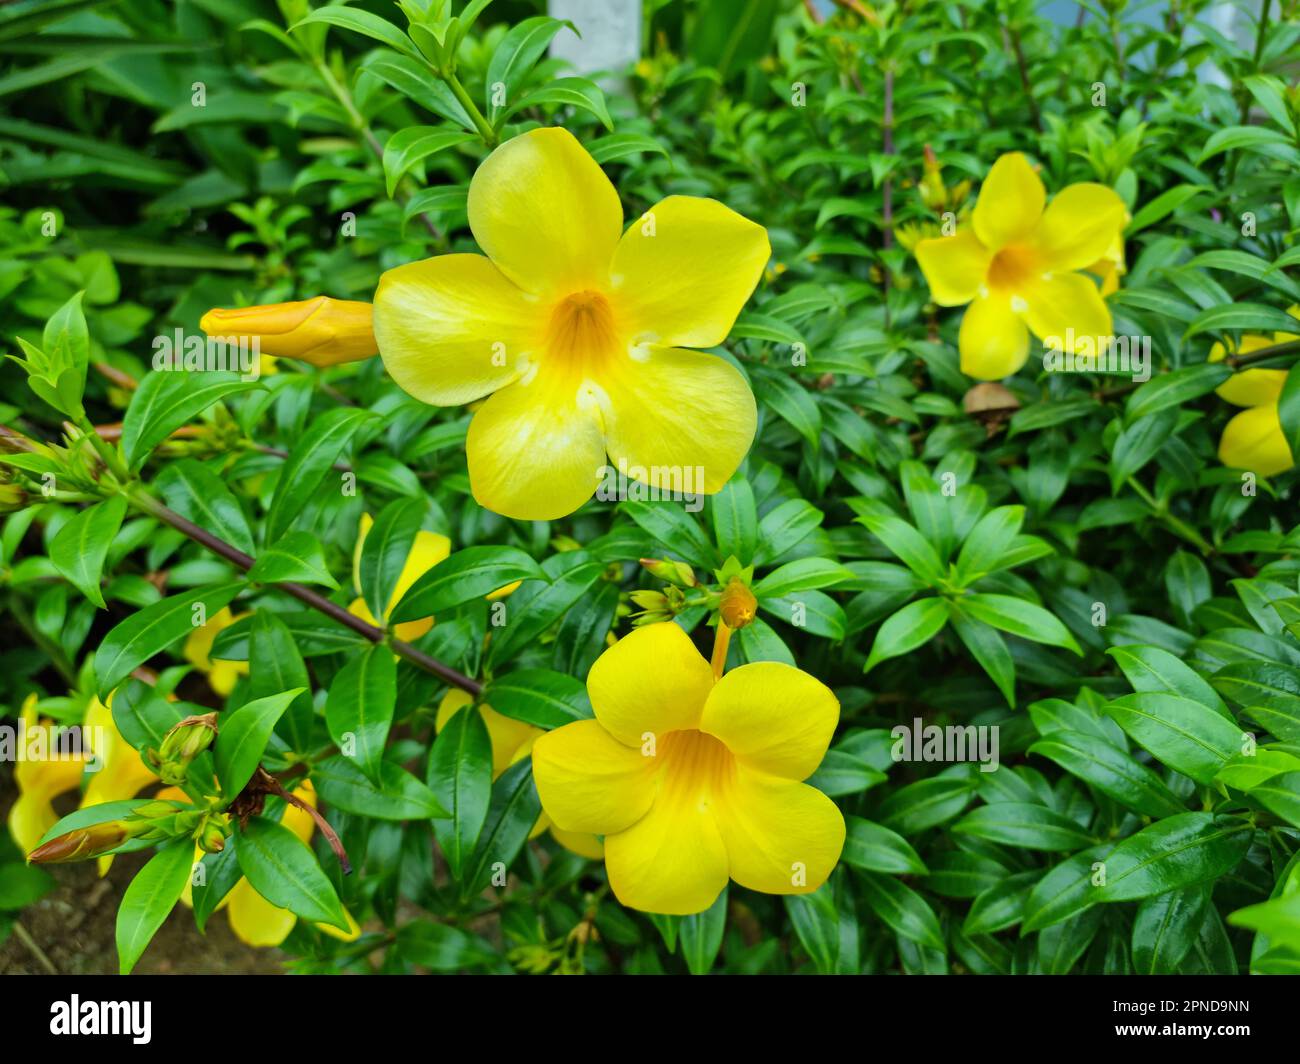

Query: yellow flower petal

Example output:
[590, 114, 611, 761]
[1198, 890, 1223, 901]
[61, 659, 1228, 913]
[531, 719, 658, 835]
[550, 825, 604, 860]
[200, 297, 376, 366]
[958, 293, 1030, 379]
[972, 152, 1045, 251]
[8, 793, 58, 857]
[1035, 183, 1127, 271]
[715, 768, 844, 896]
[699, 662, 839, 780]
[226, 877, 298, 947]
[435, 689, 541, 778]
[914, 228, 992, 307]
[1219, 404, 1295, 476]
[1210, 335, 1287, 407]
[464, 367, 606, 521]
[603, 347, 756, 496]
[602, 730, 730, 915]
[608, 195, 769, 347]
[586, 621, 715, 746]
[467, 127, 623, 297]
[316, 906, 362, 941]
[1021, 271, 1111, 351]
[372, 253, 543, 406]
[183, 607, 248, 695]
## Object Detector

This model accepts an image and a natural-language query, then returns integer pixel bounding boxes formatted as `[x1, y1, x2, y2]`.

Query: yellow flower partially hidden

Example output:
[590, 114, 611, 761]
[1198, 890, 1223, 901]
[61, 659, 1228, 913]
[372, 127, 769, 521]
[532, 623, 844, 915]
[183, 607, 249, 697]
[166, 781, 362, 948]
[914, 152, 1126, 380]
[200, 297, 377, 367]
[1212, 307, 1300, 477]
[347, 512, 451, 642]
[81, 693, 164, 875]
[436, 689, 602, 859]
[7, 694, 96, 856]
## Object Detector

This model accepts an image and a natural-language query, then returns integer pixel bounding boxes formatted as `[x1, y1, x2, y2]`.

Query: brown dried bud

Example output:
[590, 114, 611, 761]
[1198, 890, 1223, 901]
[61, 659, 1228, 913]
[28, 820, 129, 864]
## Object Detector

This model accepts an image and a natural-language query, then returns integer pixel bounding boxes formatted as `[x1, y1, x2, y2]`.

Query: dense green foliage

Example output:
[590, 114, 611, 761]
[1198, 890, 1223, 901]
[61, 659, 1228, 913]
[3, 0, 1300, 976]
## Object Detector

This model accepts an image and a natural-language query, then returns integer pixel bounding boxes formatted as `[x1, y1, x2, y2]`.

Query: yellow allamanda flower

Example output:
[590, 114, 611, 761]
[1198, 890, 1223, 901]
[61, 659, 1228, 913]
[372, 127, 769, 520]
[162, 780, 362, 948]
[1211, 307, 1300, 477]
[199, 297, 376, 367]
[532, 622, 844, 915]
[913, 152, 1127, 380]
[183, 606, 249, 697]
[435, 689, 602, 860]
[204, 130, 769, 523]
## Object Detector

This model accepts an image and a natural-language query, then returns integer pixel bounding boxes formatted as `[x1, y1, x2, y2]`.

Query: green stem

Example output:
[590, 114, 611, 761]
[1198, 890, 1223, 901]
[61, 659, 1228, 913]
[444, 68, 498, 149]
[74, 414, 131, 485]
[1126, 477, 1214, 555]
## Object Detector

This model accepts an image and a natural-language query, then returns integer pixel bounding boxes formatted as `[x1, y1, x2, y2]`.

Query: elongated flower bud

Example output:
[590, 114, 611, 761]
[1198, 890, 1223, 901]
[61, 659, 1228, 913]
[200, 297, 377, 367]
[28, 820, 129, 864]
[150, 713, 217, 786]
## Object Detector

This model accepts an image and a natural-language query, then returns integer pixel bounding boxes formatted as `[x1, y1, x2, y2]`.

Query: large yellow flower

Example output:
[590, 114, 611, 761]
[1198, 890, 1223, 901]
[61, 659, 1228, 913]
[1212, 308, 1300, 477]
[372, 127, 768, 520]
[914, 152, 1126, 380]
[532, 622, 844, 915]
[435, 689, 602, 859]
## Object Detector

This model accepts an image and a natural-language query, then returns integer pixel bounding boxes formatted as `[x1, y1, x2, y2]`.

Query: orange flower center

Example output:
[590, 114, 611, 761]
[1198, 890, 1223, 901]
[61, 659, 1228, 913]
[656, 729, 735, 812]
[987, 244, 1041, 291]
[545, 289, 621, 368]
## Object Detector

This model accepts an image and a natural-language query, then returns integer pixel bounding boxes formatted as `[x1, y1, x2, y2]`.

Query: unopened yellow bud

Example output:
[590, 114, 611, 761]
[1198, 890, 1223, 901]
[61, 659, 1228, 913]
[152, 713, 217, 785]
[200, 297, 377, 367]
[28, 820, 129, 864]
[718, 578, 758, 630]
[639, 558, 697, 587]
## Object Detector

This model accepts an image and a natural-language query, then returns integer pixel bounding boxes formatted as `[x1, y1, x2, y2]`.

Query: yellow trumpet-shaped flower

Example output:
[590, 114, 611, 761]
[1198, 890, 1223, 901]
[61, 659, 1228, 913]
[532, 622, 844, 915]
[435, 689, 602, 859]
[183, 607, 249, 697]
[199, 297, 377, 367]
[1212, 307, 1300, 477]
[372, 127, 769, 521]
[165, 781, 362, 948]
[7, 694, 96, 856]
[914, 152, 1126, 380]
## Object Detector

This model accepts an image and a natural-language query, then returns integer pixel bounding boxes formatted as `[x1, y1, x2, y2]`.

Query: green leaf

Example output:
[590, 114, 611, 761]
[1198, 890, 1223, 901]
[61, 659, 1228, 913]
[679, 886, 728, 974]
[485, 16, 575, 123]
[95, 581, 244, 698]
[1132, 886, 1210, 974]
[959, 593, 1081, 654]
[949, 608, 1015, 707]
[1212, 661, 1300, 742]
[462, 757, 541, 895]
[754, 498, 823, 566]
[358, 497, 427, 622]
[121, 372, 258, 471]
[855, 503, 945, 585]
[754, 557, 853, 597]
[1028, 730, 1187, 818]
[953, 802, 1095, 851]
[1095, 814, 1253, 901]
[954, 506, 1024, 585]
[858, 871, 944, 952]
[964, 872, 1038, 935]
[264, 406, 376, 544]
[482, 669, 593, 729]
[248, 530, 338, 589]
[1184, 303, 1300, 341]
[841, 816, 927, 875]
[505, 77, 612, 131]
[235, 815, 349, 930]
[864, 597, 949, 673]
[116, 837, 194, 975]
[1108, 644, 1228, 717]
[1022, 846, 1111, 933]
[49, 495, 126, 608]
[428, 705, 493, 881]
[1125, 364, 1232, 420]
[1102, 692, 1244, 784]
[156, 459, 254, 556]
[214, 689, 303, 798]
[390, 545, 545, 623]
[587, 132, 669, 164]
[248, 611, 314, 753]
[324, 645, 395, 785]
[291, 6, 419, 58]
[381, 126, 476, 197]
[711, 476, 758, 564]
[395, 920, 496, 971]
[312, 755, 446, 819]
